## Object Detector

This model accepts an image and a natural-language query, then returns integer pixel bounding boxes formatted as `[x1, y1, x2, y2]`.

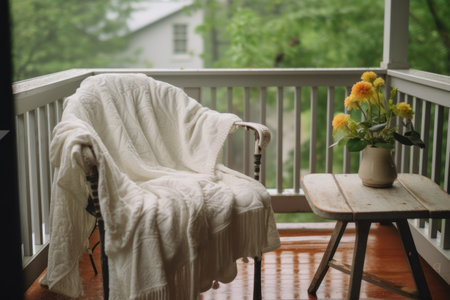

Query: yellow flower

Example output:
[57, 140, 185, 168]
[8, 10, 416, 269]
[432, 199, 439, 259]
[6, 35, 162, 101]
[361, 71, 377, 82]
[373, 77, 385, 88]
[332, 113, 350, 130]
[393, 102, 414, 119]
[344, 95, 362, 111]
[351, 81, 374, 101]
[331, 72, 423, 151]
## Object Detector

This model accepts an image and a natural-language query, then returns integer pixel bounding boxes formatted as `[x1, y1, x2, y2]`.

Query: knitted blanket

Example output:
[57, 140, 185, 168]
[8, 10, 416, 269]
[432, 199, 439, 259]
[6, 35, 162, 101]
[41, 74, 280, 299]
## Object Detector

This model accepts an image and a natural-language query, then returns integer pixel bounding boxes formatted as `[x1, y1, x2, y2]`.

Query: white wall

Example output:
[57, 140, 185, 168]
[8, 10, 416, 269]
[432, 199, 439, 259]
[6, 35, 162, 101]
[124, 8, 203, 69]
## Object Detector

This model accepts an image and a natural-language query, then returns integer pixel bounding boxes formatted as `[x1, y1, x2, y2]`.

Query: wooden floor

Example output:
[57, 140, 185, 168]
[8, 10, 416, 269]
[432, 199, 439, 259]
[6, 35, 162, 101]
[25, 222, 450, 300]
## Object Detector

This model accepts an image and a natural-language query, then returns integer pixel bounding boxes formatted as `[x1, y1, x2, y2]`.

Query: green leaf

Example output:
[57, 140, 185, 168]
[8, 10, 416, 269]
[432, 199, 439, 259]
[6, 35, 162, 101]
[404, 130, 420, 138]
[373, 142, 395, 149]
[407, 134, 426, 148]
[359, 121, 371, 128]
[403, 131, 426, 148]
[369, 122, 387, 132]
[357, 128, 367, 138]
[338, 136, 350, 147]
[413, 140, 426, 148]
[330, 134, 351, 148]
[347, 138, 367, 152]
[393, 132, 414, 146]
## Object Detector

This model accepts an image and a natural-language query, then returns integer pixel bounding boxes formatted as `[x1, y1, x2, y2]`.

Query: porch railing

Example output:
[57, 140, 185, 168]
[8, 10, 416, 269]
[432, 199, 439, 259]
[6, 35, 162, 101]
[13, 68, 450, 288]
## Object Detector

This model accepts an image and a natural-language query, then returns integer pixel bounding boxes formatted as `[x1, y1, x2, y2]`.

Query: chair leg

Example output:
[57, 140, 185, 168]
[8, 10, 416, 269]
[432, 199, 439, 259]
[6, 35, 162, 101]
[86, 169, 110, 299]
[87, 248, 98, 276]
[98, 220, 109, 300]
[250, 144, 263, 300]
[253, 256, 261, 300]
[87, 222, 99, 275]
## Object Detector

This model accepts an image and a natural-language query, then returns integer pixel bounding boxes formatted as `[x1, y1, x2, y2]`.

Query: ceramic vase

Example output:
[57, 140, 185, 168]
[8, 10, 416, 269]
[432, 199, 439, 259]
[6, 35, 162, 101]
[358, 146, 397, 188]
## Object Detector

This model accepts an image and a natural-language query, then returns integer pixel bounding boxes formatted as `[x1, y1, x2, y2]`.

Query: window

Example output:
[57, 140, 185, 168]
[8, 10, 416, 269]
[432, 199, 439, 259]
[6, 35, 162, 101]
[173, 24, 187, 54]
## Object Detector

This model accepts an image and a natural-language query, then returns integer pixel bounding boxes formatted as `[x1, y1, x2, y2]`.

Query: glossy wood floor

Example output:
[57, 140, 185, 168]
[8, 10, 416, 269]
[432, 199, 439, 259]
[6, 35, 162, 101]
[25, 222, 450, 300]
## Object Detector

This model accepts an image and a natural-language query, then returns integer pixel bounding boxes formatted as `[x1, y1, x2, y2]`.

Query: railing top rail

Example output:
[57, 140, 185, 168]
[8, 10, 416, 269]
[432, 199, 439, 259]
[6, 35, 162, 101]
[13, 67, 383, 92]
[90, 67, 386, 76]
[13, 67, 449, 114]
[13, 69, 95, 115]
[93, 68, 387, 88]
[388, 69, 450, 92]
[13, 67, 383, 114]
[13, 69, 94, 94]
[388, 69, 450, 107]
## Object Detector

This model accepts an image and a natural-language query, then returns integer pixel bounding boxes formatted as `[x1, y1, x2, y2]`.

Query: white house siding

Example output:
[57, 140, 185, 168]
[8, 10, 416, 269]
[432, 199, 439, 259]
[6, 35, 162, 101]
[124, 7, 203, 69]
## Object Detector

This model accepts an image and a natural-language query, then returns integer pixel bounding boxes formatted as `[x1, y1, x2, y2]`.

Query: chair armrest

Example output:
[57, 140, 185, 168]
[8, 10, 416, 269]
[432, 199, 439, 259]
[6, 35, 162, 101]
[80, 145, 97, 176]
[234, 121, 271, 151]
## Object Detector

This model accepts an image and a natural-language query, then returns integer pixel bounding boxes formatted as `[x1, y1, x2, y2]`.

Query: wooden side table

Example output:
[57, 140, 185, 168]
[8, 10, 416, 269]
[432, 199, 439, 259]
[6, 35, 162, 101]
[301, 173, 450, 300]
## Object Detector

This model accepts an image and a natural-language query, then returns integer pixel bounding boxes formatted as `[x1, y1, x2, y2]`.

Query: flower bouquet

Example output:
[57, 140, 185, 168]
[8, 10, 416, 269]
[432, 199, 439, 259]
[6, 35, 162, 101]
[331, 71, 425, 152]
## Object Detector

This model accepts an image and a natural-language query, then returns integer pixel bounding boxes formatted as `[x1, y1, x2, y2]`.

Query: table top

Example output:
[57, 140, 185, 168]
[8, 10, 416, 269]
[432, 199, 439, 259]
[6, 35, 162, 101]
[301, 173, 450, 221]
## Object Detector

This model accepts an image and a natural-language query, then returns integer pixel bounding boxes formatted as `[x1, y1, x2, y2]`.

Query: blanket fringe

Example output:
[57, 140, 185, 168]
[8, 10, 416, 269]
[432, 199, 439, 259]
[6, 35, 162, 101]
[111, 207, 275, 300]
[212, 280, 220, 289]
[196, 208, 269, 293]
[131, 285, 168, 300]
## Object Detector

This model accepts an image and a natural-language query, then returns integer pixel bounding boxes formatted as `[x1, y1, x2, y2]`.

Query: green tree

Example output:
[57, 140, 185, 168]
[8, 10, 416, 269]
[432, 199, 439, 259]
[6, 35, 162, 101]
[409, 0, 450, 75]
[196, 0, 385, 69]
[10, 0, 139, 81]
[195, 0, 236, 66]
[196, 0, 450, 75]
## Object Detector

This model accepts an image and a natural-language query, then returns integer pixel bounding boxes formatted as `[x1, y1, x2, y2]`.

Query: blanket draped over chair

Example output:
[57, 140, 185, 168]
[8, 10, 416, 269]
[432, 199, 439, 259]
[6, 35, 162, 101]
[41, 74, 280, 300]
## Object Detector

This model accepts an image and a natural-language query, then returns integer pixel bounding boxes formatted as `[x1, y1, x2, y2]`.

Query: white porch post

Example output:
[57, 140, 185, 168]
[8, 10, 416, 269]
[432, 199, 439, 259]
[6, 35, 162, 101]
[381, 0, 410, 69]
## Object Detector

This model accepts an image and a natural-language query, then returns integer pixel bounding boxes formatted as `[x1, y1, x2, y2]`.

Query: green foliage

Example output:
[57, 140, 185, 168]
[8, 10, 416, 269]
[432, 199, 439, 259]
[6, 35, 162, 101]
[196, 0, 449, 74]
[10, 0, 139, 81]
[196, 0, 385, 68]
[225, 8, 273, 68]
[409, 0, 450, 75]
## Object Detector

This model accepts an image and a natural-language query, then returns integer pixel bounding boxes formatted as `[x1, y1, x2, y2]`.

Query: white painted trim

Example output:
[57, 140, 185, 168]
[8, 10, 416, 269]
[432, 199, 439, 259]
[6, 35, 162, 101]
[381, 0, 410, 69]
[409, 220, 450, 285]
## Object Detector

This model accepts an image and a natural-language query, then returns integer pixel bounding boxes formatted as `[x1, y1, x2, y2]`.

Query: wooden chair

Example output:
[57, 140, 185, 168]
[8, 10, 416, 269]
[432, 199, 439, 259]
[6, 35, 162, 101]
[80, 121, 271, 300]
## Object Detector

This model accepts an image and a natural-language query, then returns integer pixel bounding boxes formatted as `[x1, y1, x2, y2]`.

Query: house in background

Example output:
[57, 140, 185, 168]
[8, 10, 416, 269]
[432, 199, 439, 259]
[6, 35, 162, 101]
[122, 0, 204, 69]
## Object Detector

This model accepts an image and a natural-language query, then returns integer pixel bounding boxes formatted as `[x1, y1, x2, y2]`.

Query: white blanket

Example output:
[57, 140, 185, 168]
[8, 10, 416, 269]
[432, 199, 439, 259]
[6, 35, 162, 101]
[41, 73, 280, 299]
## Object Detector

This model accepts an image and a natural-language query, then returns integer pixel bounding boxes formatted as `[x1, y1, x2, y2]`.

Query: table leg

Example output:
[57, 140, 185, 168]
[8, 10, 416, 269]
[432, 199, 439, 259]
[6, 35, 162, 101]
[308, 220, 348, 295]
[348, 221, 371, 300]
[396, 219, 432, 300]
